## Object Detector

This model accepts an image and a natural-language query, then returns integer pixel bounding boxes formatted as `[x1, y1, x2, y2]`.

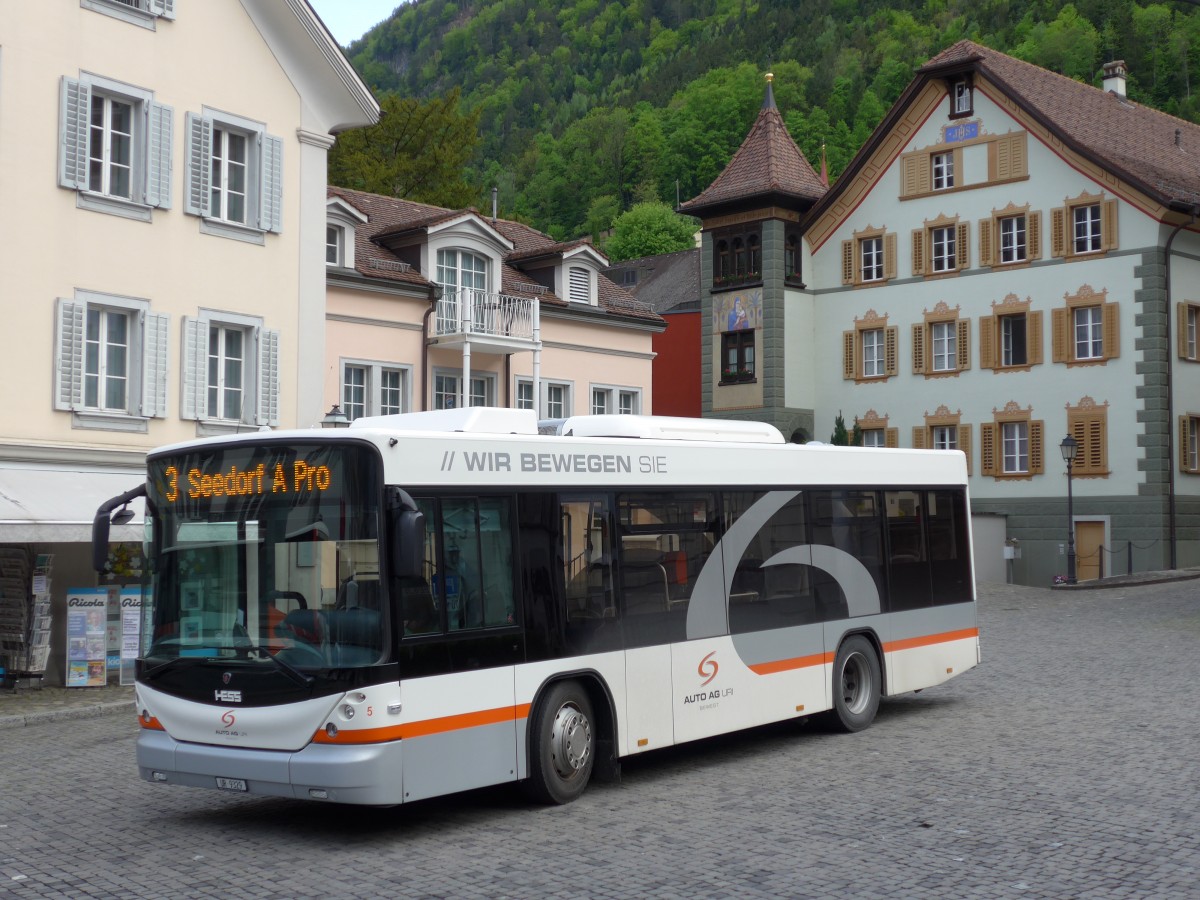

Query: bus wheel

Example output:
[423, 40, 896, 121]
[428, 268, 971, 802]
[524, 681, 595, 804]
[824, 636, 881, 733]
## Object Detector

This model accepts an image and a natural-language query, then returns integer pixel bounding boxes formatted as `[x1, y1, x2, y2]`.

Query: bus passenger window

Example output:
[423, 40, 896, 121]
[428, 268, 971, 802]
[724, 491, 816, 634]
[885, 490, 932, 610]
[810, 490, 884, 618]
[927, 490, 972, 604]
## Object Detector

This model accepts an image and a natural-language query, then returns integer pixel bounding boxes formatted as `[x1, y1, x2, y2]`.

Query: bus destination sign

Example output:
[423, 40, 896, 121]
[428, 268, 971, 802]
[161, 461, 333, 504]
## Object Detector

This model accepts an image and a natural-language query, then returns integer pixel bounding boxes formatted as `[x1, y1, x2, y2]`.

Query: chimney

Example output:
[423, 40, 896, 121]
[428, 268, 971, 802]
[1103, 60, 1127, 98]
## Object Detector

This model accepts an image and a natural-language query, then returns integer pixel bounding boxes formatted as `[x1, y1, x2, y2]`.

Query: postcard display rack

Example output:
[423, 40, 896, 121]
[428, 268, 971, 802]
[0, 548, 52, 687]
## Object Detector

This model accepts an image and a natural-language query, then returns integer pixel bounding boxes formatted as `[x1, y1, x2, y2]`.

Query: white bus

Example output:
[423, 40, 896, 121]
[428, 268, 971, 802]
[93, 408, 979, 806]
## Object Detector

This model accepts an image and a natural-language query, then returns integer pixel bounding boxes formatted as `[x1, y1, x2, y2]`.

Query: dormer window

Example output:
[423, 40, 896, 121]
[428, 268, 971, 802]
[437, 249, 488, 295]
[951, 79, 973, 118]
[325, 197, 367, 271]
[326, 225, 343, 266]
[568, 266, 592, 304]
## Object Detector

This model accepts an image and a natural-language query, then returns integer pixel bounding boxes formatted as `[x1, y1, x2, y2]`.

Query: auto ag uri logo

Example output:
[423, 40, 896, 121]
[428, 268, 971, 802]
[221, 710, 237, 728]
[698, 651, 719, 686]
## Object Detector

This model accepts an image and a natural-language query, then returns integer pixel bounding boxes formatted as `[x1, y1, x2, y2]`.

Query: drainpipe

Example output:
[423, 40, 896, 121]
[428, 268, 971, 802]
[421, 285, 442, 412]
[1163, 201, 1199, 570]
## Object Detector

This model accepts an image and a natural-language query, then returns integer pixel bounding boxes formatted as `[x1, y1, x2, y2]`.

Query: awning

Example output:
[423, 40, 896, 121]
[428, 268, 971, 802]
[0, 463, 146, 543]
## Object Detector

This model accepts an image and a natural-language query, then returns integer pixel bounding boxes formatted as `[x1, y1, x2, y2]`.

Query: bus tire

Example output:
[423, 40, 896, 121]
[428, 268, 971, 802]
[824, 635, 881, 733]
[523, 680, 595, 805]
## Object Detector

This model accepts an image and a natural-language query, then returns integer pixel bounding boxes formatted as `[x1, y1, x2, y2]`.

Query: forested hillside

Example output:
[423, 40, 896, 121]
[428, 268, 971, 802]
[337, 0, 1200, 243]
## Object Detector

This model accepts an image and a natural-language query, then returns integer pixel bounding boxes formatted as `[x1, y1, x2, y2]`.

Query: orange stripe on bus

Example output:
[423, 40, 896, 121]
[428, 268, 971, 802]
[884, 627, 979, 653]
[748, 652, 833, 675]
[312, 702, 532, 745]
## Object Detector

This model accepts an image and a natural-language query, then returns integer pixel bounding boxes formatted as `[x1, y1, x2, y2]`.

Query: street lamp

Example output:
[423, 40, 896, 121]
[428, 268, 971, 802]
[1060, 435, 1078, 585]
[321, 404, 350, 428]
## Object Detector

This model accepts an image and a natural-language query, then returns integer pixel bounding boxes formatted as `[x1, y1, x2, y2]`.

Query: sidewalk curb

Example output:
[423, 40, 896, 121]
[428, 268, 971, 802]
[0, 699, 134, 729]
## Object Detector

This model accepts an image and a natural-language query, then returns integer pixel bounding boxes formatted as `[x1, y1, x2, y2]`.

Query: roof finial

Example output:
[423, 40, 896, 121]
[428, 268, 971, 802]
[763, 71, 776, 110]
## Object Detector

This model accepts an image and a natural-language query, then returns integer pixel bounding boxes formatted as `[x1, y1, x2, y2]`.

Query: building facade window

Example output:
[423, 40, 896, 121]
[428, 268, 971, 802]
[980, 401, 1044, 479]
[326, 225, 342, 266]
[55, 292, 169, 429]
[59, 75, 172, 220]
[912, 215, 968, 276]
[951, 79, 973, 116]
[784, 228, 804, 285]
[82, 0, 176, 28]
[913, 303, 970, 377]
[912, 405, 971, 474]
[843, 310, 897, 382]
[1067, 396, 1110, 478]
[931, 152, 955, 190]
[999, 215, 1027, 264]
[854, 409, 897, 448]
[342, 361, 408, 420]
[1051, 192, 1117, 258]
[545, 382, 570, 419]
[184, 110, 283, 240]
[181, 312, 278, 428]
[1052, 285, 1119, 366]
[981, 294, 1043, 372]
[721, 331, 756, 383]
[434, 372, 491, 410]
[591, 386, 640, 415]
[900, 132, 1026, 198]
[1181, 414, 1200, 474]
[841, 227, 896, 286]
[516, 379, 534, 410]
[567, 266, 593, 304]
[713, 226, 762, 287]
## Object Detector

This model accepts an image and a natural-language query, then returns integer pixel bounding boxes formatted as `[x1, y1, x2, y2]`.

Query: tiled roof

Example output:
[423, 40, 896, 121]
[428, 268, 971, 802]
[922, 40, 1200, 207]
[680, 81, 827, 213]
[326, 186, 661, 324]
[601, 249, 700, 315]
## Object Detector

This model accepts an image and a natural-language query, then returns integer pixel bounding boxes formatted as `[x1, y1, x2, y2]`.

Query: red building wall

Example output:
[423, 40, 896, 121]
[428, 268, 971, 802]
[651, 310, 701, 417]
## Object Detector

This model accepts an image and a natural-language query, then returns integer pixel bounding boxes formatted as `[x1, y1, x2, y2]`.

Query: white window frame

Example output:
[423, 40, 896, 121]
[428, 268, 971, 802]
[862, 328, 885, 378]
[341, 360, 410, 420]
[326, 225, 343, 267]
[999, 215, 1026, 264]
[433, 370, 494, 410]
[860, 236, 884, 282]
[181, 310, 278, 432]
[933, 424, 958, 451]
[1189, 306, 1198, 360]
[81, 0, 175, 30]
[931, 226, 956, 272]
[1001, 314, 1028, 367]
[184, 108, 282, 243]
[862, 429, 886, 448]
[931, 321, 956, 372]
[932, 152, 954, 190]
[952, 80, 972, 115]
[591, 384, 642, 416]
[1002, 421, 1029, 474]
[54, 291, 168, 432]
[1191, 417, 1200, 472]
[544, 381, 572, 419]
[58, 74, 173, 222]
[1074, 306, 1104, 360]
[1073, 204, 1102, 254]
[516, 379, 535, 411]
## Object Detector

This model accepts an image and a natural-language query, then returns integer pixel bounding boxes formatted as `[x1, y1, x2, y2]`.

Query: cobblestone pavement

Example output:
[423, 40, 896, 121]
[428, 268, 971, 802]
[1, 578, 1198, 898]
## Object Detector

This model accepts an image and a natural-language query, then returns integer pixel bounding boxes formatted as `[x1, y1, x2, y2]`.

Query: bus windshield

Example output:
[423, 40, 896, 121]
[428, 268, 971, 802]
[143, 441, 383, 670]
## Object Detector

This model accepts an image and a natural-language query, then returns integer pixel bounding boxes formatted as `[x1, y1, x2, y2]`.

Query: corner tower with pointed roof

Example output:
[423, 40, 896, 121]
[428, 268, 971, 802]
[681, 73, 827, 439]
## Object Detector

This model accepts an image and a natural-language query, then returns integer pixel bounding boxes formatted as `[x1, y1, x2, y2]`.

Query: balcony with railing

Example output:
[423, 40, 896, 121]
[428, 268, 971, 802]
[433, 288, 540, 354]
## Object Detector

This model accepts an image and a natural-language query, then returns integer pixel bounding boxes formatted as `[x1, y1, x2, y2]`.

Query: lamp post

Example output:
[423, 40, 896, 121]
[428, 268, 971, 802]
[1060, 435, 1078, 585]
[321, 404, 350, 428]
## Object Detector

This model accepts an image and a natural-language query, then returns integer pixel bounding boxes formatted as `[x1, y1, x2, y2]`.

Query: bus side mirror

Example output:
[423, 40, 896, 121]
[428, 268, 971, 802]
[92, 484, 147, 573]
[387, 487, 425, 579]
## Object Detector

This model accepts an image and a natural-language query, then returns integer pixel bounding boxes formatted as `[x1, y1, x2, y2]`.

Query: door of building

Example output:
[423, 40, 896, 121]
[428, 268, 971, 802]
[1075, 521, 1106, 582]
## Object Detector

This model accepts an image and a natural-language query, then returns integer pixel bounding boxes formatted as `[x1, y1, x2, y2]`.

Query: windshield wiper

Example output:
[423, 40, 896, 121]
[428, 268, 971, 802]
[141, 656, 209, 682]
[230, 625, 314, 687]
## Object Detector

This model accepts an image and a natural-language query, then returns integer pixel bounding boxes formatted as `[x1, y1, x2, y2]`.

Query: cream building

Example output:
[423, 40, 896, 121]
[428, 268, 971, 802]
[0, 0, 377, 682]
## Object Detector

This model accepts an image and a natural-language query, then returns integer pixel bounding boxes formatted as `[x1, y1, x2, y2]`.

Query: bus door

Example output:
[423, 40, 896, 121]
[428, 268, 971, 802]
[396, 494, 523, 802]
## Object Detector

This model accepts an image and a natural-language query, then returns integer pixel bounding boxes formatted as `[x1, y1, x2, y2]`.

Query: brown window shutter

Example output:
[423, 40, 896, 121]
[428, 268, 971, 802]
[1182, 416, 1193, 472]
[885, 428, 899, 449]
[1103, 302, 1120, 359]
[956, 221, 970, 270]
[1070, 415, 1088, 471]
[842, 240, 854, 285]
[978, 218, 993, 267]
[843, 330, 857, 380]
[1088, 415, 1107, 474]
[912, 426, 928, 449]
[1030, 419, 1045, 474]
[1028, 311, 1045, 365]
[1052, 307, 1069, 363]
[883, 233, 897, 280]
[959, 424, 973, 475]
[1007, 133, 1028, 178]
[912, 229, 926, 275]
[1179, 303, 1191, 359]
[900, 154, 921, 197]
[1050, 207, 1066, 257]
[956, 318, 971, 370]
[980, 423, 996, 475]
[1028, 211, 1042, 260]
[884, 326, 899, 377]
[980, 315, 996, 369]
[912, 323, 926, 374]
[1102, 199, 1119, 250]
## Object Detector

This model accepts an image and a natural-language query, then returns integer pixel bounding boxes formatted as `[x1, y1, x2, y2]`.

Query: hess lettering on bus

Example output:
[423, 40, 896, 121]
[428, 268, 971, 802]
[161, 461, 333, 503]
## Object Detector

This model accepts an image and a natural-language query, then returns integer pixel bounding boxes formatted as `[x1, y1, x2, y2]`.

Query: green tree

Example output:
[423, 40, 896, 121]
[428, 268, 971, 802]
[328, 89, 480, 207]
[830, 411, 851, 445]
[604, 202, 698, 261]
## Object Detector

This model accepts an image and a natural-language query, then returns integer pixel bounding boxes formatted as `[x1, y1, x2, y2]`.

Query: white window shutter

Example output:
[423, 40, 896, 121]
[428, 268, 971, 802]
[143, 312, 170, 418]
[54, 299, 86, 411]
[59, 78, 90, 191]
[568, 266, 591, 304]
[257, 328, 280, 426]
[184, 113, 212, 217]
[259, 133, 284, 233]
[152, 0, 176, 20]
[146, 102, 174, 209]
[181, 317, 208, 420]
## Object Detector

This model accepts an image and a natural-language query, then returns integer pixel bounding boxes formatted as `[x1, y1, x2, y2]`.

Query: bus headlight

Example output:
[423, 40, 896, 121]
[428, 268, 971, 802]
[342, 704, 355, 719]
